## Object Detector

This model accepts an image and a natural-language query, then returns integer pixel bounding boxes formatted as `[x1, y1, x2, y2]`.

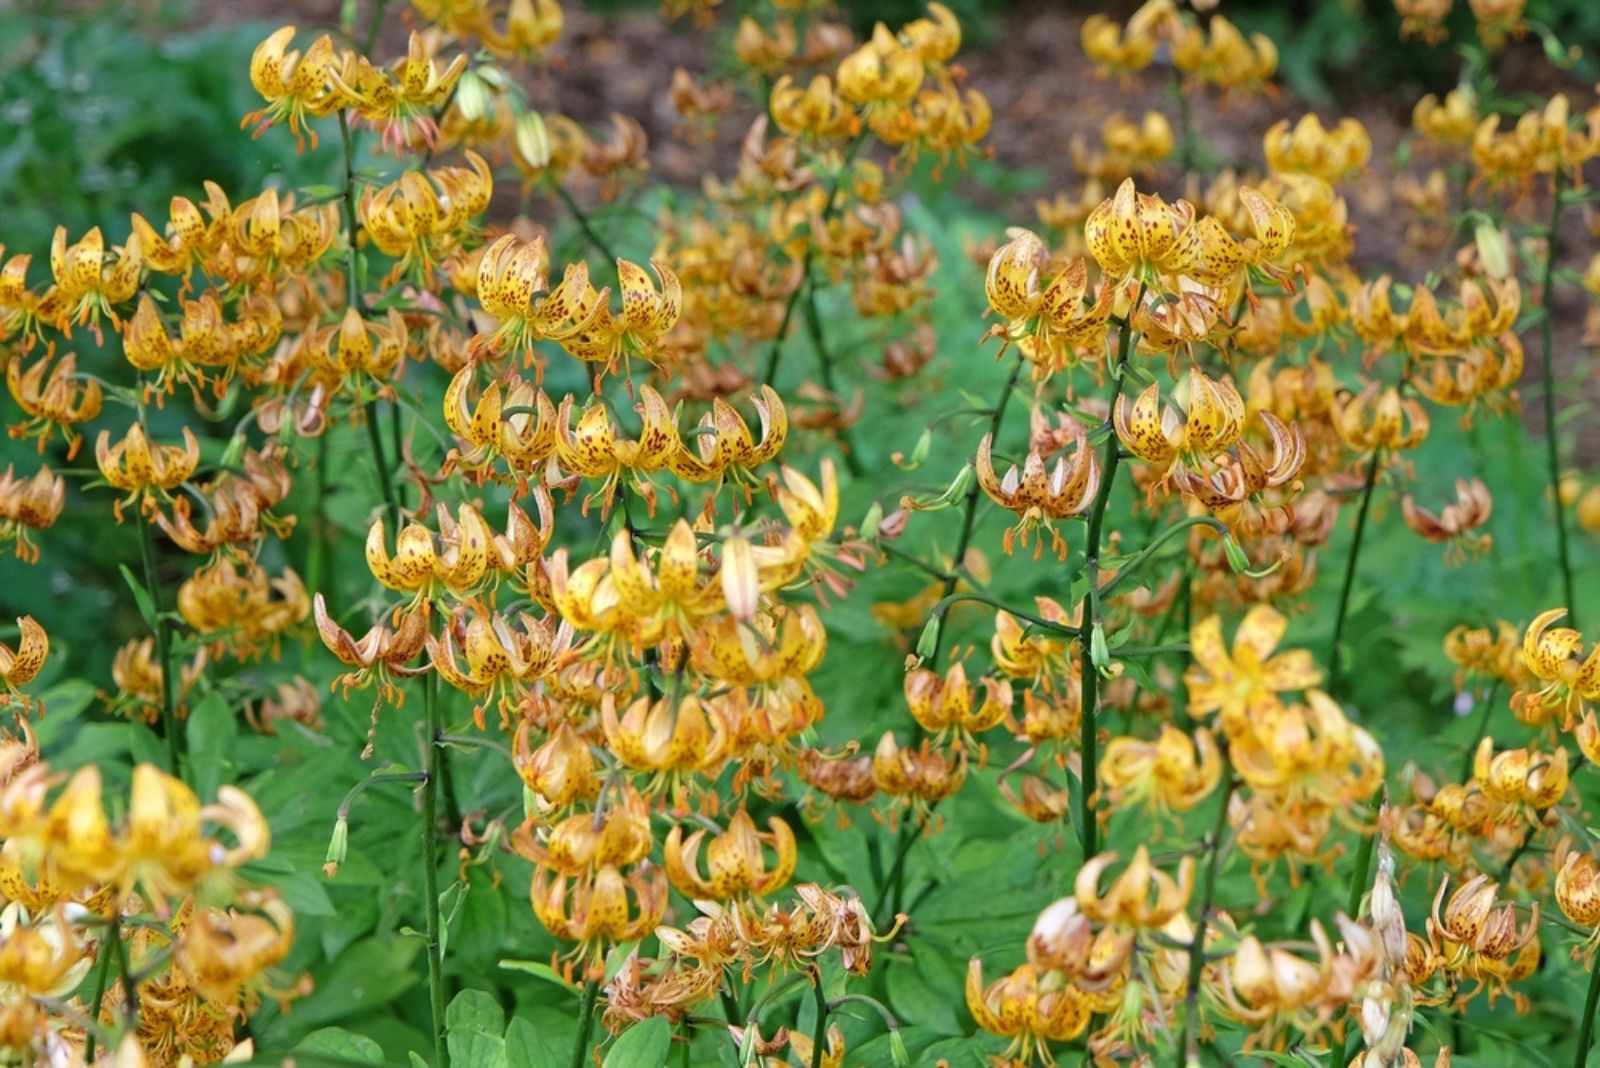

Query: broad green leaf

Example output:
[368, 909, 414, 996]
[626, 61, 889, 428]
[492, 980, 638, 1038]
[601, 1016, 671, 1068]
[446, 989, 508, 1068]
[289, 1027, 385, 1063]
[504, 1017, 561, 1068]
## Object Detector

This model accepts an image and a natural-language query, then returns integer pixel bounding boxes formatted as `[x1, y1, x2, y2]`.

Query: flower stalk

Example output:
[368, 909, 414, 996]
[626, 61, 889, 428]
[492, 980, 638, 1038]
[1577, 944, 1600, 1068]
[1537, 170, 1577, 625]
[1178, 768, 1235, 1065]
[1078, 298, 1142, 859]
[1329, 447, 1383, 696]
[133, 503, 181, 777]
[420, 671, 450, 1068]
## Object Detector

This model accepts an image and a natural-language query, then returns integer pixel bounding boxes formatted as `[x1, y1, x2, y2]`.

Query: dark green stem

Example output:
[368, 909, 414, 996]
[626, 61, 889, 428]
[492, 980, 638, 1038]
[84, 913, 120, 1059]
[360, 0, 393, 55]
[365, 403, 403, 534]
[1078, 300, 1141, 859]
[554, 182, 621, 266]
[337, 110, 404, 534]
[1345, 819, 1378, 922]
[1179, 770, 1236, 1066]
[1538, 171, 1577, 625]
[932, 351, 1027, 661]
[337, 111, 363, 315]
[421, 673, 449, 1068]
[1576, 945, 1600, 1068]
[878, 352, 1028, 924]
[799, 269, 865, 477]
[134, 507, 181, 776]
[1460, 681, 1500, 783]
[569, 979, 601, 1068]
[1169, 65, 1207, 176]
[111, 912, 138, 1024]
[1097, 515, 1227, 601]
[1329, 448, 1382, 696]
[306, 430, 330, 609]
[761, 133, 867, 387]
[1334, 796, 1382, 1067]
[809, 966, 829, 1068]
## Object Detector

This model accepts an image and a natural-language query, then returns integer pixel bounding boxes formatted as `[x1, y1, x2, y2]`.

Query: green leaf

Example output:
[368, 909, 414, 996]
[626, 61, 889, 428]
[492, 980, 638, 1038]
[505, 1017, 561, 1068]
[186, 691, 236, 797]
[127, 721, 166, 770]
[601, 1017, 671, 1067]
[884, 958, 961, 1035]
[498, 959, 568, 988]
[289, 1027, 385, 1063]
[447, 989, 508, 1068]
[286, 936, 422, 1034]
[118, 564, 158, 631]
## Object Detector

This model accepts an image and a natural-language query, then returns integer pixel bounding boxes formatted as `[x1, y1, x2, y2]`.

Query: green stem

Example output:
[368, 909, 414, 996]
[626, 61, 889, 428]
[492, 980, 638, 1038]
[809, 966, 829, 1068]
[84, 913, 119, 1059]
[1576, 946, 1600, 1068]
[306, 430, 330, 608]
[568, 979, 600, 1068]
[872, 827, 916, 929]
[421, 674, 449, 1068]
[1170, 66, 1204, 176]
[1538, 171, 1578, 625]
[337, 111, 363, 315]
[1097, 515, 1227, 601]
[761, 133, 868, 387]
[1333, 798, 1381, 1067]
[1460, 681, 1500, 783]
[554, 182, 621, 266]
[1329, 448, 1382, 697]
[365, 402, 404, 534]
[879, 351, 1028, 924]
[932, 351, 1028, 661]
[1178, 770, 1235, 1065]
[1077, 300, 1141, 860]
[111, 911, 138, 1025]
[134, 507, 181, 776]
[360, 0, 393, 55]
[799, 269, 865, 477]
[338, 109, 404, 535]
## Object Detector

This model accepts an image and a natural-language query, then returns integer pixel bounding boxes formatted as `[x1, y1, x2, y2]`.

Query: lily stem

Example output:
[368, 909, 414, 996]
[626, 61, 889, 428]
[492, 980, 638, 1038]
[1078, 296, 1142, 860]
[306, 430, 331, 613]
[1577, 945, 1600, 1068]
[1329, 447, 1382, 696]
[338, 109, 405, 535]
[810, 966, 829, 1068]
[880, 349, 1027, 925]
[1178, 769, 1235, 1066]
[569, 978, 601, 1068]
[84, 913, 121, 1059]
[1538, 170, 1578, 625]
[421, 673, 450, 1068]
[761, 132, 867, 387]
[799, 264, 865, 477]
[134, 506, 181, 777]
[554, 181, 621, 267]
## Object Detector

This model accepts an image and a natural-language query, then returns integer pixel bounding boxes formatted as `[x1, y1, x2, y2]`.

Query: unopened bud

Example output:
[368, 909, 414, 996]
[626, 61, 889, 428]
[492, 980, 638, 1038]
[515, 110, 552, 170]
[915, 615, 942, 661]
[1222, 534, 1251, 574]
[1090, 622, 1111, 674]
[323, 815, 349, 879]
[455, 69, 490, 122]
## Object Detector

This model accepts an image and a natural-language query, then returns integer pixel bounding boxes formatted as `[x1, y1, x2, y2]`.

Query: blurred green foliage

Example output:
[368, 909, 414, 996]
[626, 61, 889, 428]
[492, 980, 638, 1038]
[0, 1, 318, 251]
